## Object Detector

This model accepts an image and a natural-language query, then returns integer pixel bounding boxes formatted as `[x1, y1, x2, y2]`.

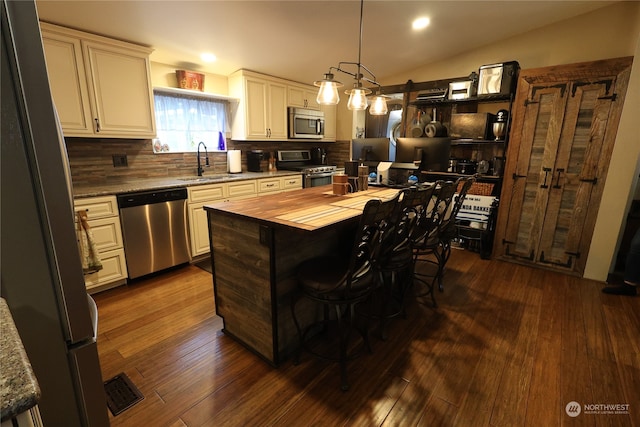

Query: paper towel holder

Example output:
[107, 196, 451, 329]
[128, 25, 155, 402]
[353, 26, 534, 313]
[227, 150, 242, 173]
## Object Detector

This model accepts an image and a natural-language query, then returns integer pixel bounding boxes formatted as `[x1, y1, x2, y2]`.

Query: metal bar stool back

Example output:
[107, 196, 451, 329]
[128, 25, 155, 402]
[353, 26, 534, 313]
[375, 183, 437, 338]
[410, 180, 459, 306]
[438, 175, 476, 289]
[290, 193, 400, 391]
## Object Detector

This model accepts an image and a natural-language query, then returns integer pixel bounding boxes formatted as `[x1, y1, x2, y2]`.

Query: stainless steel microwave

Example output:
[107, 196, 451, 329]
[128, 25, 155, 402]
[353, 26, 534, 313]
[288, 107, 324, 139]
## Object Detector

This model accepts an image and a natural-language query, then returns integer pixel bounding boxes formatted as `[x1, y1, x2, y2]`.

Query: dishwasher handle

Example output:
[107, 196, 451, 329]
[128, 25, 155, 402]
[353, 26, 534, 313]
[117, 188, 187, 209]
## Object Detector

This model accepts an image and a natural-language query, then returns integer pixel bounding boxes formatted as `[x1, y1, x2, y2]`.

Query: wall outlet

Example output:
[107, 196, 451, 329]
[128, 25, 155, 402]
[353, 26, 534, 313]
[112, 154, 128, 167]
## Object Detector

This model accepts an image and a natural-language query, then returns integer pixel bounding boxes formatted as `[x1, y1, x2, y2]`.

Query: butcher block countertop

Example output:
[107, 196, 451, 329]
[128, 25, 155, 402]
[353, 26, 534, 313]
[205, 185, 401, 231]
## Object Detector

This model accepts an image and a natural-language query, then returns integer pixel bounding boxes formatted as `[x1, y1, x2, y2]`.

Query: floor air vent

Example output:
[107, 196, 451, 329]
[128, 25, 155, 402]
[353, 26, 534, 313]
[104, 372, 144, 416]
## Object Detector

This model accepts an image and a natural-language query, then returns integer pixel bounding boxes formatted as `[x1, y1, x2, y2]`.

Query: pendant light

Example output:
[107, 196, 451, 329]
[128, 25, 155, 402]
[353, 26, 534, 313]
[314, 0, 388, 114]
[369, 93, 389, 115]
[315, 72, 342, 105]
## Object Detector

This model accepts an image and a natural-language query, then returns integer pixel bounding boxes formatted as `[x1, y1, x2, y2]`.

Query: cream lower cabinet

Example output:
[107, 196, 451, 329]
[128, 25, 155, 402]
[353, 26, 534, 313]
[188, 180, 259, 258]
[40, 22, 156, 138]
[0, 406, 42, 427]
[74, 196, 127, 292]
[282, 175, 303, 191]
[258, 175, 303, 195]
[188, 178, 301, 257]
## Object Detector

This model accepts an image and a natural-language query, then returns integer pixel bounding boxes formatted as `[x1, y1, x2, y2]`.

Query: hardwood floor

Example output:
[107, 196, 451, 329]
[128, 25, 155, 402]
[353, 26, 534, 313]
[93, 250, 640, 426]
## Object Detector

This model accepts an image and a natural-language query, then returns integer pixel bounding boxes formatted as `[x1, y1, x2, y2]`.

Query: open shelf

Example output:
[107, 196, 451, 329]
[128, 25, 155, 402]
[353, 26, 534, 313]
[410, 93, 512, 106]
[419, 171, 501, 181]
[451, 139, 506, 146]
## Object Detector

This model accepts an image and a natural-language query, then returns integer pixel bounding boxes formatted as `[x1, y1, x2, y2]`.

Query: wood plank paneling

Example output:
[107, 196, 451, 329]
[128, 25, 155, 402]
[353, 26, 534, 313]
[495, 57, 633, 276]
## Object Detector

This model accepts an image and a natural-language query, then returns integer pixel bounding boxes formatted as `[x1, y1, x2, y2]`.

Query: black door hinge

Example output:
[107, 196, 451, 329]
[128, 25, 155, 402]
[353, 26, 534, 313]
[580, 177, 598, 185]
[598, 94, 617, 101]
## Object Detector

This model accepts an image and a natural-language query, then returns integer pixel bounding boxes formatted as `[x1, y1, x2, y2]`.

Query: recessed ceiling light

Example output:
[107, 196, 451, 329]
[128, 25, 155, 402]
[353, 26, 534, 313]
[200, 52, 217, 63]
[412, 17, 430, 30]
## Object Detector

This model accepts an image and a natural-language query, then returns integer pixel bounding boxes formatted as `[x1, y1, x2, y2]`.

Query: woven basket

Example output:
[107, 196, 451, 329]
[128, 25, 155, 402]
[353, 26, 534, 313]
[458, 181, 495, 196]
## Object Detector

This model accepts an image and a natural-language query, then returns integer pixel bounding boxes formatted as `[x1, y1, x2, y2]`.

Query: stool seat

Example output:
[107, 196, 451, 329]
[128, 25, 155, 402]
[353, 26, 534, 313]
[297, 256, 374, 300]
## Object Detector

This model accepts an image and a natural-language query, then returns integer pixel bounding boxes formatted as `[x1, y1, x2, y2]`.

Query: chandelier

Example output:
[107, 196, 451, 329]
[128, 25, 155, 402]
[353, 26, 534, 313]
[314, 0, 388, 115]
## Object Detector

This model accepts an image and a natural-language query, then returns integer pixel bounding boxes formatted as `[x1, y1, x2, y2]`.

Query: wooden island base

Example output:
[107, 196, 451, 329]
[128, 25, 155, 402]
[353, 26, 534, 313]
[205, 186, 400, 365]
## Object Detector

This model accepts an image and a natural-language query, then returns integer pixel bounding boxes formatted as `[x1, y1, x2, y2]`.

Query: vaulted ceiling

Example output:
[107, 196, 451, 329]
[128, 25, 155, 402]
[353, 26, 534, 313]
[35, 0, 615, 86]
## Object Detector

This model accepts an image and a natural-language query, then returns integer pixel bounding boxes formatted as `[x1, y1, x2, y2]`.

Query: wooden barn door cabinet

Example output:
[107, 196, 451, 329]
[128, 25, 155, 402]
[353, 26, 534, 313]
[494, 57, 632, 276]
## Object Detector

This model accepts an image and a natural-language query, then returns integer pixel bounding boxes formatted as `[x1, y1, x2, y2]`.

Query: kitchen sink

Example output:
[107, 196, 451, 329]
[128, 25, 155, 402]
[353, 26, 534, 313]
[178, 175, 234, 182]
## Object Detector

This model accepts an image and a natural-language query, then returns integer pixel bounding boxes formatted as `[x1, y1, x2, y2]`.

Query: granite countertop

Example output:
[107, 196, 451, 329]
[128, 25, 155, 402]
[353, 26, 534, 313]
[73, 170, 302, 198]
[0, 298, 40, 422]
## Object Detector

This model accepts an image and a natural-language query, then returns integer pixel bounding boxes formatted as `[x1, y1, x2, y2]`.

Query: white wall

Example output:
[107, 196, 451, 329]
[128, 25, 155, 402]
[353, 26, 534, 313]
[382, 2, 640, 85]
[584, 33, 640, 280]
[150, 61, 229, 95]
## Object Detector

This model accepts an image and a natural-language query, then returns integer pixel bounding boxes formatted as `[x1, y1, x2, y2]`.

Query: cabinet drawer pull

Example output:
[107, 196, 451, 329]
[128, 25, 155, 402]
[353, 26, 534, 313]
[94, 118, 100, 132]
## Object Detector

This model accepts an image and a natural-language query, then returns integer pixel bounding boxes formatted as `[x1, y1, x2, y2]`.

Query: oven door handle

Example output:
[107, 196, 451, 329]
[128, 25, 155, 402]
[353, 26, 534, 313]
[306, 171, 335, 179]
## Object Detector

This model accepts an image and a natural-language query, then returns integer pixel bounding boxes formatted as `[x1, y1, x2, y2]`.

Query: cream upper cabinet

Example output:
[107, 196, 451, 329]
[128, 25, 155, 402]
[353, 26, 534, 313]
[229, 70, 287, 141]
[321, 104, 337, 142]
[290, 83, 336, 141]
[288, 84, 320, 110]
[40, 29, 93, 135]
[40, 22, 156, 139]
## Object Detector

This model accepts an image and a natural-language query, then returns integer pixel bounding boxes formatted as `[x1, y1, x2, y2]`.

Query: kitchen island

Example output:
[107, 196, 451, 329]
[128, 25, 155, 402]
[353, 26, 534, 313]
[204, 185, 400, 365]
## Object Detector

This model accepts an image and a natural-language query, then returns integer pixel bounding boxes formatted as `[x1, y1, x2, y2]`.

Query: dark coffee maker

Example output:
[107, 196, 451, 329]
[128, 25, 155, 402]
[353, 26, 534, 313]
[311, 147, 327, 165]
[247, 150, 265, 172]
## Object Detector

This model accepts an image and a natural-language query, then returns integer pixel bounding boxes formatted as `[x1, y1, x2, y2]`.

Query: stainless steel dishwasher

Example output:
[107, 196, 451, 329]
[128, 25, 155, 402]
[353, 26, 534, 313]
[117, 188, 190, 279]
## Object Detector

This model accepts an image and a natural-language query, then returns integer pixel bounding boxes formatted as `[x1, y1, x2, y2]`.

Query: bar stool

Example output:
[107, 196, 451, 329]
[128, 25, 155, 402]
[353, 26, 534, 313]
[375, 184, 436, 339]
[290, 193, 399, 391]
[410, 180, 459, 307]
[437, 175, 475, 291]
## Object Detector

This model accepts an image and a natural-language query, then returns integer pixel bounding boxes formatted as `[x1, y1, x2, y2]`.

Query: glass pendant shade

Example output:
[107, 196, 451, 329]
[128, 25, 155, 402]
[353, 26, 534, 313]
[314, 73, 343, 105]
[316, 80, 340, 105]
[346, 87, 369, 111]
[369, 95, 389, 115]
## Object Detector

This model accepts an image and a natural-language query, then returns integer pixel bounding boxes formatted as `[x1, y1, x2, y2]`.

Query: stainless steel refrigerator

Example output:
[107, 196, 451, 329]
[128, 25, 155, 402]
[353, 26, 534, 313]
[1, 1, 110, 425]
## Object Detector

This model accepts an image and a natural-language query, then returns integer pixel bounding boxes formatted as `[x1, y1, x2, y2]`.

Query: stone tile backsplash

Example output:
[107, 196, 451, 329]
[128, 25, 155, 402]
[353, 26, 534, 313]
[65, 138, 349, 186]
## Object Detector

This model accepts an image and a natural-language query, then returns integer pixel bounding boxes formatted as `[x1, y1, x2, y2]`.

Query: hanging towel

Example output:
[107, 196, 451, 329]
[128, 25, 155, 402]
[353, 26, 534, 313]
[76, 210, 103, 274]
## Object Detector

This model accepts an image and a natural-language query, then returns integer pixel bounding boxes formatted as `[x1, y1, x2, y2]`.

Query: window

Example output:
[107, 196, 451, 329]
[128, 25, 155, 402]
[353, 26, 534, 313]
[153, 90, 228, 153]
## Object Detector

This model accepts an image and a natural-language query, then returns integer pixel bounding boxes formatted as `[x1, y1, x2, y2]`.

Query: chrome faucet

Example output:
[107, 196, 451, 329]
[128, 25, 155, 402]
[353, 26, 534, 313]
[197, 142, 209, 176]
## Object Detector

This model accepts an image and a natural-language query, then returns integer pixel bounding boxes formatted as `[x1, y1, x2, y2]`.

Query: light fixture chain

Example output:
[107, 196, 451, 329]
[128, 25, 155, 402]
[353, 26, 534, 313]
[314, 0, 387, 113]
[357, 0, 364, 82]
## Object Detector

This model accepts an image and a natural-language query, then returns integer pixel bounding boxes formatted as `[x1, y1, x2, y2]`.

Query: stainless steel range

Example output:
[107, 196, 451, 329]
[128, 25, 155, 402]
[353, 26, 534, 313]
[276, 150, 336, 188]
